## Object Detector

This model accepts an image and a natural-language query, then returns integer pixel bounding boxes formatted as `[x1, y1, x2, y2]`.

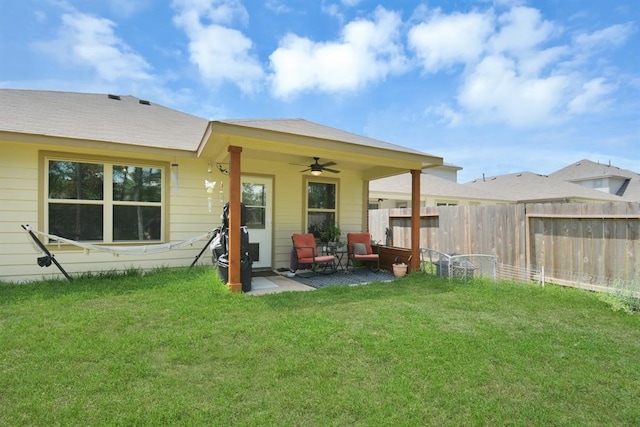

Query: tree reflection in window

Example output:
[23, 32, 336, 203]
[46, 159, 163, 242]
[307, 181, 336, 237]
[112, 165, 162, 241]
[48, 161, 104, 240]
[49, 161, 103, 200]
[113, 165, 162, 202]
[242, 183, 266, 229]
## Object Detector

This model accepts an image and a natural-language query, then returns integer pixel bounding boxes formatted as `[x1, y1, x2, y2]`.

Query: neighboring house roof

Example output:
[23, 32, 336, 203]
[549, 159, 640, 201]
[0, 88, 209, 151]
[370, 173, 508, 203]
[465, 172, 625, 203]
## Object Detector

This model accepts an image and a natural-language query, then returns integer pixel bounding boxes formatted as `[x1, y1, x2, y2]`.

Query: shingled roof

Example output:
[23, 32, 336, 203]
[0, 89, 208, 151]
[465, 172, 625, 203]
[1, 89, 441, 164]
[217, 118, 431, 155]
[371, 172, 509, 203]
[549, 159, 640, 202]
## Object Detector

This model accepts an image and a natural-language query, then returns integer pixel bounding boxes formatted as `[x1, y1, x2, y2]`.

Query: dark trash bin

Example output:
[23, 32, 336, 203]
[212, 203, 253, 292]
[216, 253, 252, 292]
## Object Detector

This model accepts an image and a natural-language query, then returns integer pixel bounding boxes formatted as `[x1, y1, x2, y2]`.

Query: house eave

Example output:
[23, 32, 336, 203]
[196, 121, 442, 175]
[1, 130, 196, 159]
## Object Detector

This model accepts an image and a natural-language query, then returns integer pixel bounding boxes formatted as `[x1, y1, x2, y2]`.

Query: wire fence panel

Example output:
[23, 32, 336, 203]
[420, 248, 497, 281]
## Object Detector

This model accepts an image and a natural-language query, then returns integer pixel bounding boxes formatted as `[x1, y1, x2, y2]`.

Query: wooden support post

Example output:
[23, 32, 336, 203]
[410, 169, 421, 272]
[227, 146, 243, 293]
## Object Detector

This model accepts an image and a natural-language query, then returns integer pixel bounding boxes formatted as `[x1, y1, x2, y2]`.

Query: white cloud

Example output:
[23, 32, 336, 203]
[568, 78, 616, 114]
[408, 9, 494, 72]
[33, 11, 152, 82]
[489, 6, 559, 55]
[265, 0, 291, 14]
[458, 54, 568, 127]
[172, 0, 264, 93]
[408, 4, 631, 128]
[109, 0, 151, 18]
[425, 103, 463, 127]
[517, 45, 569, 76]
[34, 10, 47, 23]
[575, 23, 635, 50]
[172, 0, 249, 26]
[269, 7, 406, 98]
[492, 0, 526, 7]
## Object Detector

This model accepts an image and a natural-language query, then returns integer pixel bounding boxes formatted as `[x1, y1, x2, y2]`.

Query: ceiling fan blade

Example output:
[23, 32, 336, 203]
[300, 168, 311, 172]
[319, 161, 336, 168]
[323, 167, 341, 174]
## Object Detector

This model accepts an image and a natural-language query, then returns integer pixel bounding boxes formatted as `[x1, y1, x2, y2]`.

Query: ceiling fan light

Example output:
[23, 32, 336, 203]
[310, 163, 323, 176]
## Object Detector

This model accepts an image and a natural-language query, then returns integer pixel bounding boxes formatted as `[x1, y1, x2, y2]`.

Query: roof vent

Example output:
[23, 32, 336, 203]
[108, 94, 121, 100]
[139, 99, 150, 105]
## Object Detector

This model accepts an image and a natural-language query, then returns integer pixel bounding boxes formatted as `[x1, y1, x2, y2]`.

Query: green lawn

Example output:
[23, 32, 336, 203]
[1, 267, 639, 426]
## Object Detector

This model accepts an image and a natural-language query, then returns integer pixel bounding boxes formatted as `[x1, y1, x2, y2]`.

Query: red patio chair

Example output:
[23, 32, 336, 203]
[346, 232, 380, 272]
[291, 233, 337, 274]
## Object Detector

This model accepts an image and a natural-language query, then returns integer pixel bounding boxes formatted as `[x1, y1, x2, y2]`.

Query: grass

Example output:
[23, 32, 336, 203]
[1, 267, 639, 426]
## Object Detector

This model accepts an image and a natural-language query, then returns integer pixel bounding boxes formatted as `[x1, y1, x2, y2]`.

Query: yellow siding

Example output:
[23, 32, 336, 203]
[0, 142, 368, 282]
[241, 158, 365, 271]
[0, 142, 223, 282]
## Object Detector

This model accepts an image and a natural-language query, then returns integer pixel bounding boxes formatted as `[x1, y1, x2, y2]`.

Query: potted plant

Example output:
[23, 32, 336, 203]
[319, 221, 342, 245]
[392, 256, 408, 278]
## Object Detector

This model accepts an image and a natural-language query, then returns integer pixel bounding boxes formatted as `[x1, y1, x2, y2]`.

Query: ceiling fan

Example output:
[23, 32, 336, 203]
[298, 157, 340, 176]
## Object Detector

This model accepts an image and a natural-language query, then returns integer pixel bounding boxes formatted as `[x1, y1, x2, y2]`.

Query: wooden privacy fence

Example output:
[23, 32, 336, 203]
[369, 202, 640, 290]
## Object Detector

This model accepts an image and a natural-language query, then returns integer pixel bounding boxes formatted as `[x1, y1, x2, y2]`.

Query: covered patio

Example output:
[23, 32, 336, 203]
[197, 118, 443, 292]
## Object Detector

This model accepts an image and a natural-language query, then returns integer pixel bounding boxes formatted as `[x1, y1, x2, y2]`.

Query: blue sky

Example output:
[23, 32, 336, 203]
[1, 0, 638, 182]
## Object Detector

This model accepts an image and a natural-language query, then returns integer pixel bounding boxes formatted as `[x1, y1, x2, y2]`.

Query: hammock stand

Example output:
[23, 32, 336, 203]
[22, 224, 215, 283]
[190, 230, 218, 268]
[22, 224, 73, 282]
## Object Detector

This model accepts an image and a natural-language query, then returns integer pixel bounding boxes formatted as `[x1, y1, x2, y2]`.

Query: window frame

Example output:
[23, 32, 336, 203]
[242, 181, 267, 230]
[40, 151, 170, 246]
[304, 176, 339, 235]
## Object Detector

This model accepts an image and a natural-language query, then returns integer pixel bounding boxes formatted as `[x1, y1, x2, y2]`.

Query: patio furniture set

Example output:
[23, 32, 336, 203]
[291, 232, 380, 275]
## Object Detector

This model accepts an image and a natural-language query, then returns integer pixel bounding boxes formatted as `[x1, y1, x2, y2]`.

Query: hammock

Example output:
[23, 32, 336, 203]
[23, 224, 213, 256]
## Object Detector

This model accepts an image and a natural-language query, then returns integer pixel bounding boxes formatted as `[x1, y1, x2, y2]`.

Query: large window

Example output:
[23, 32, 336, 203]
[306, 180, 337, 237]
[45, 155, 165, 243]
